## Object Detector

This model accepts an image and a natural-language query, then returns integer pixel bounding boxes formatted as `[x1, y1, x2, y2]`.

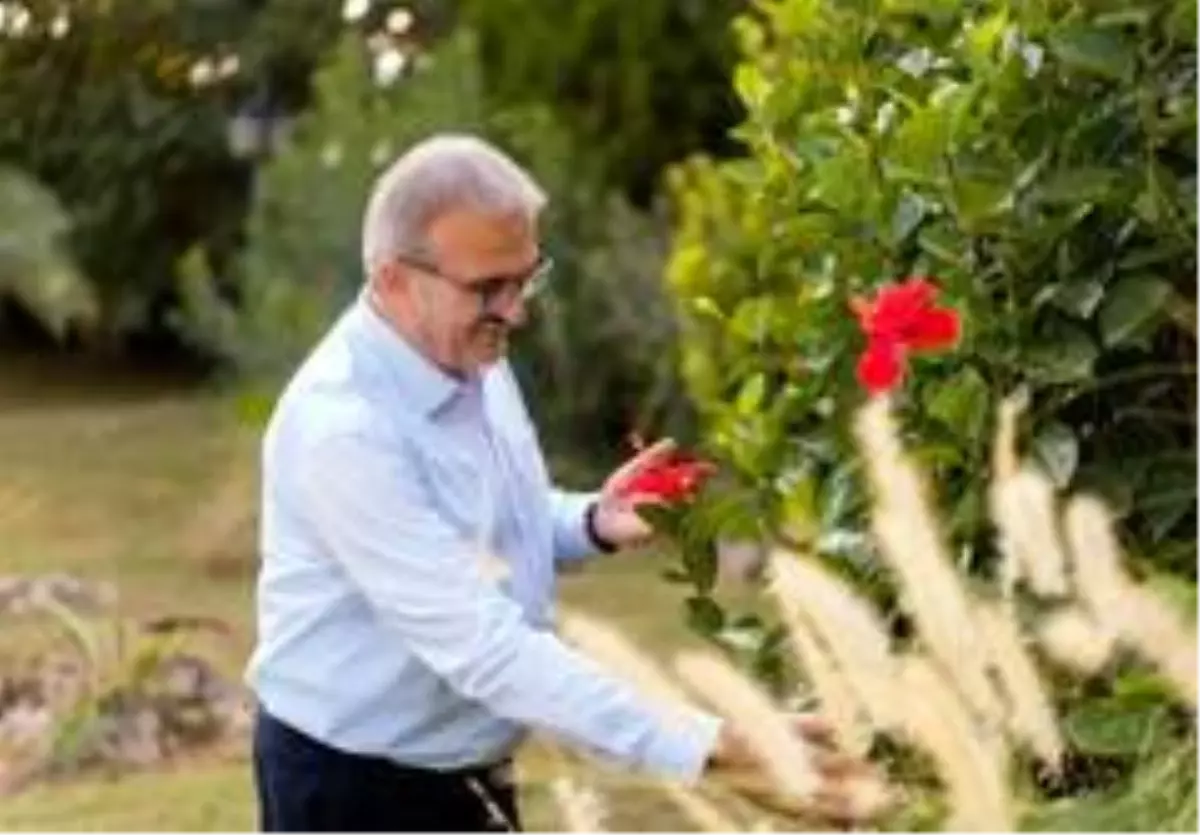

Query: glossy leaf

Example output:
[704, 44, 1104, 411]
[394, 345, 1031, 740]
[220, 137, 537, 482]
[684, 595, 726, 636]
[1065, 699, 1171, 755]
[1026, 327, 1100, 383]
[927, 366, 990, 441]
[1037, 167, 1124, 204]
[1033, 422, 1079, 488]
[1097, 275, 1171, 347]
[1048, 278, 1106, 319]
[681, 538, 719, 594]
[1048, 24, 1137, 80]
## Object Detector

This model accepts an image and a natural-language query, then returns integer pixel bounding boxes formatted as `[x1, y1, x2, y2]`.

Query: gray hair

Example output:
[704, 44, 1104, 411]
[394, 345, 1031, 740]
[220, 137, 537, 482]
[361, 133, 547, 275]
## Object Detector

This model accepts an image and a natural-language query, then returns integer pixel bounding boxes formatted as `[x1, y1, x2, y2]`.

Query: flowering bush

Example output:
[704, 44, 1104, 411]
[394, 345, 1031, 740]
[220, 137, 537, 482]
[652, 0, 1196, 826]
[665, 0, 1196, 584]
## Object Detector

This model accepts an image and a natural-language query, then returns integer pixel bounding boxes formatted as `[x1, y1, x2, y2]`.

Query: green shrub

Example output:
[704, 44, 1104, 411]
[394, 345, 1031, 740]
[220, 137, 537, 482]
[0, 167, 96, 339]
[456, 0, 747, 203]
[666, 0, 1196, 578]
[0, 0, 344, 346]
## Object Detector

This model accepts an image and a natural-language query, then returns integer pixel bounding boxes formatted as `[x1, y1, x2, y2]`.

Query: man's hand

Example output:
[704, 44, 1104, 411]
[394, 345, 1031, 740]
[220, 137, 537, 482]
[705, 715, 893, 826]
[589, 438, 681, 550]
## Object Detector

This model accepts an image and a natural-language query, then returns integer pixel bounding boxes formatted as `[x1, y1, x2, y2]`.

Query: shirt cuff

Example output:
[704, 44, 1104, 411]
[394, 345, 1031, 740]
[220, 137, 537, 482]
[640, 707, 724, 785]
[551, 489, 603, 562]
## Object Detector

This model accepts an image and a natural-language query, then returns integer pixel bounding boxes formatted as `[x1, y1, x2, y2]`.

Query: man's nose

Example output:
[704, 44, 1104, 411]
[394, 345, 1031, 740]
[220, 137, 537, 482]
[490, 294, 528, 328]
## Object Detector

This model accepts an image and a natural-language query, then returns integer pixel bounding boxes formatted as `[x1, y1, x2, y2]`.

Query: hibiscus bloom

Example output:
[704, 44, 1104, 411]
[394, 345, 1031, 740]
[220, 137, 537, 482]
[616, 453, 717, 503]
[851, 277, 961, 393]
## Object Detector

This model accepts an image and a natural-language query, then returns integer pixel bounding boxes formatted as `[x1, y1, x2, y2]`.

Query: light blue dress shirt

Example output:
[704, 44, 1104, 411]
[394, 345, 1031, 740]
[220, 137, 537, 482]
[245, 295, 721, 783]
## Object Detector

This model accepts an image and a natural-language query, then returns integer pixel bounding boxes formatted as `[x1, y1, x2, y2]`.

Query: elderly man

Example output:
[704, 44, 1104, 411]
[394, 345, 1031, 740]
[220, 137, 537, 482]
[246, 134, 859, 832]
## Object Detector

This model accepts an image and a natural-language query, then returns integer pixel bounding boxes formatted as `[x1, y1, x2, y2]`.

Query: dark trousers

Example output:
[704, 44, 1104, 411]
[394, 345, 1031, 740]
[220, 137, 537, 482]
[252, 707, 522, 832]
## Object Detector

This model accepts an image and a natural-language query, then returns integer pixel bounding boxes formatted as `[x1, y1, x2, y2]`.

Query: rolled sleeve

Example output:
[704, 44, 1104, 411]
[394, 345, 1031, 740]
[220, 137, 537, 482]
[298, 431, 718, 782]
[550, 488, 603, 563]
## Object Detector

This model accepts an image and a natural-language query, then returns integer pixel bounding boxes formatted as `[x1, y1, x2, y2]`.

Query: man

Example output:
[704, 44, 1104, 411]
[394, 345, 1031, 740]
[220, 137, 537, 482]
[247, 134, 864, 831]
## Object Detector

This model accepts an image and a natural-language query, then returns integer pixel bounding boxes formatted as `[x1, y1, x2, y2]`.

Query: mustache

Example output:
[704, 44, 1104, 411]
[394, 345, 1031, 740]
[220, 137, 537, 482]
[476, 316, 510, 331]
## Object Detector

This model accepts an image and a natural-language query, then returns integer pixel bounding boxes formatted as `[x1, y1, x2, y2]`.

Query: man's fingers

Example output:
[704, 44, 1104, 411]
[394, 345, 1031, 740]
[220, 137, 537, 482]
[606, 437, 677, 492]
[791, 713, 836, 747]
[761, 774, 894, 826]
[621, 494, 668, 513]
[812, 749, 871, 780]
[715, 732, 892, 826]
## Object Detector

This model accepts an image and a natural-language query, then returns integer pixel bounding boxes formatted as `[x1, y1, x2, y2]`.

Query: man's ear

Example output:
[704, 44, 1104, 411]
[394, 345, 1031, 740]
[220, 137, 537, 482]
[374, 260, 407, 300]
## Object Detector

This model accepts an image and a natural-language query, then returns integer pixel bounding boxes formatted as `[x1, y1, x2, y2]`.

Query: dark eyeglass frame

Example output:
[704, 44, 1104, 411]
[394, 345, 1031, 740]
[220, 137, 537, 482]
[395, 252, 554, 313]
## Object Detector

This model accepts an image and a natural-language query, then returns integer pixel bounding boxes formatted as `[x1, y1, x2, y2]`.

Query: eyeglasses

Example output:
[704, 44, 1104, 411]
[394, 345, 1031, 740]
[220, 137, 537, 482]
[396, 253, 554, 313]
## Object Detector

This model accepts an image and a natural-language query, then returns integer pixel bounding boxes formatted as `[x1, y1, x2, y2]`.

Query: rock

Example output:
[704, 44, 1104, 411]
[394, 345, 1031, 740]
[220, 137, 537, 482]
[0, 574, 114, 617]
[0, 701, 53, 749]
[94, 702, 164, 768]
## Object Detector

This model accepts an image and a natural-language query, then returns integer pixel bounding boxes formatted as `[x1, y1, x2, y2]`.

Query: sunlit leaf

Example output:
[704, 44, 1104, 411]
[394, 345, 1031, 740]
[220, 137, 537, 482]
[1034, 422, 1079, 487]
[1097, 275, 1171, 347]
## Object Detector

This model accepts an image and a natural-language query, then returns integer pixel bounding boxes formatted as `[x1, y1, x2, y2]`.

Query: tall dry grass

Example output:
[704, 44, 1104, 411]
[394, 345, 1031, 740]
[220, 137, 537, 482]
[547, 391, 1195, 830]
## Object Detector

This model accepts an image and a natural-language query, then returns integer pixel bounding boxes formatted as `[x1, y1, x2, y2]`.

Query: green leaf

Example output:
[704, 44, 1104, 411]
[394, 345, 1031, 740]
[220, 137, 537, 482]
[917, 223, 967, 267]
[952, 177, 1012, 229]
[1048, 24, 1136, 80]
[685, 595, 726, 637]
[1037, 167, 1123, 204]
[927, 366, 989, 441]
[1034, 422, 1079, 488]
[1097, 275, 1171, 347]
[1065, 698, 1170, 755]
[735, 372, 767, 416]
[636, 503, 686, 535]
[890, 191, 928, 245]
[1113, 669, 1178, 703]
[731, 613, 765, 631]
[1048, 278, 1106, 319]
[682, 538, 719, 594]
[1026, 326, 1099, 383]
[689, 296, 726, 322]
[1132, 460, 1200, 544]
[729, 296, 774, 343]
[1169, 0, 1198, 48]
[1137, 496, 1185, 542]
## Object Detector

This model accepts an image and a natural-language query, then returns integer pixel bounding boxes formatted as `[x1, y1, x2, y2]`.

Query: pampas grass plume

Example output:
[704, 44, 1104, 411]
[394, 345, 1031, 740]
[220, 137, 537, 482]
[976, 602, 1064, 768]
[658, 784, 742, 832]
[769, 553, 898, 738]
[1036, 606, 1116, 676]
[854, 397, 1002, 724]
[991, 466, 1070, 598]
[673, 651, 820, 799]
[897, 656, 1013, 832]
[1064, 497, 1198, 706]
[550, 777, 608, 832]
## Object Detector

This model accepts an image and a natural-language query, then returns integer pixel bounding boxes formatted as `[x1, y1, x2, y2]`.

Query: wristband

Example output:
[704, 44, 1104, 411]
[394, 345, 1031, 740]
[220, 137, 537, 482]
[584, 501, 618, 554]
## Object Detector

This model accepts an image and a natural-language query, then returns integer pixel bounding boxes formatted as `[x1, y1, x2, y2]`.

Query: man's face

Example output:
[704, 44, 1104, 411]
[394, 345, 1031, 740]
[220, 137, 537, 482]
[378, 208, 543, 376]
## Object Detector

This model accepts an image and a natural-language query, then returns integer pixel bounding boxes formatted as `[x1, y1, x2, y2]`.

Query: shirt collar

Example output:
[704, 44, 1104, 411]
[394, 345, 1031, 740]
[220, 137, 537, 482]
[351, 292, 463, 417]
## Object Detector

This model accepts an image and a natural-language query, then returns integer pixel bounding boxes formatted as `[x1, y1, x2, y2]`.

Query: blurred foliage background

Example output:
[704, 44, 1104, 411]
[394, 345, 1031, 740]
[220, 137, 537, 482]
[0, 0, 1195, 830]
[1, 0, 748, 459]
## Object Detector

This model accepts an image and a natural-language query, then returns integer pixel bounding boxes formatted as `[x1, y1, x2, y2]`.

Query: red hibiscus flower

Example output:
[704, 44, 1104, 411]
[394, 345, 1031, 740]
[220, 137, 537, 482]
[851, 277, 961, 394]
[616, 453, 717, 503]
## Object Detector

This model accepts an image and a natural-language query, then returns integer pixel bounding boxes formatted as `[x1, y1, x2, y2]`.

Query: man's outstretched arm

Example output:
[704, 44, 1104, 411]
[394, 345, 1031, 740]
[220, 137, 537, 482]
[299, 429, 721, 783]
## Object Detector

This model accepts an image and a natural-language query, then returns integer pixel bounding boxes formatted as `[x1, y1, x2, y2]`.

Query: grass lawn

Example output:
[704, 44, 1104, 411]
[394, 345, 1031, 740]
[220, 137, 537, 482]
[2, 355, 1200, 830]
